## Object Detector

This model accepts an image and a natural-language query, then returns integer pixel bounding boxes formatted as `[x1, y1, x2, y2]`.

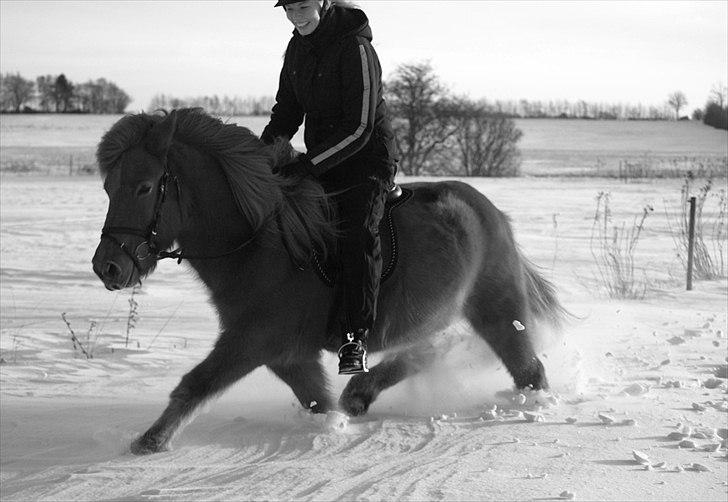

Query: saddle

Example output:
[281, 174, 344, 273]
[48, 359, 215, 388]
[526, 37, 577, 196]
[312, 184, 413, 287]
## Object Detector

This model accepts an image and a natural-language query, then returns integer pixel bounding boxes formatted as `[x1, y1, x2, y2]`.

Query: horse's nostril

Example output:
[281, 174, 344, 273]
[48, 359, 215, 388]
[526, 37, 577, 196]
[104, 261, 122, 280]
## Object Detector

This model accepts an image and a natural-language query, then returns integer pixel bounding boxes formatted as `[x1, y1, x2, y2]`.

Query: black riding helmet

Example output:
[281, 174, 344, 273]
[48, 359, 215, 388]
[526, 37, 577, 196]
[274, 0, 330, 8]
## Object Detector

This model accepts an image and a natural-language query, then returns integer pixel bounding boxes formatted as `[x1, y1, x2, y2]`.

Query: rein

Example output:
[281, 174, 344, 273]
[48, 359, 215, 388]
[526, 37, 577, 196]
[101, 154, 262, 273]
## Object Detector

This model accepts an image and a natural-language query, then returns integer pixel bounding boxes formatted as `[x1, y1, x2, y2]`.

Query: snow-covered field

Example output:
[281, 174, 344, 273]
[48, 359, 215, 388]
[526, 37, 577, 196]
[1, 168, 726, 500]
[3, 115, 727, 177]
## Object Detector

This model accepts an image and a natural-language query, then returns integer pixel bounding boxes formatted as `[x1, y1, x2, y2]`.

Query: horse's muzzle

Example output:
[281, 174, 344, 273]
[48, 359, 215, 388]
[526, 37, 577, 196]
[92, 241, 138, 290]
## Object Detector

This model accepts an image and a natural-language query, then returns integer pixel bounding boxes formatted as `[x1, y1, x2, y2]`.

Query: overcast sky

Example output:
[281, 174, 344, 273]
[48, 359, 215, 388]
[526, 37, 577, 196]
[1, 0, 726, 112]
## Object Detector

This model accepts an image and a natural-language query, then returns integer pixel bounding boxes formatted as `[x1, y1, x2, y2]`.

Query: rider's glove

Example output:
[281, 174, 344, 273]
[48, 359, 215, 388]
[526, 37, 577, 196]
[274, 154, 314, 178]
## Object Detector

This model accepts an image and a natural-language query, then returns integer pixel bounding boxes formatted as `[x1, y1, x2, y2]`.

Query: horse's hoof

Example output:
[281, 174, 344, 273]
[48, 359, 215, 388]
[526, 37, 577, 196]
[130, 435, 168, 455]
[309, 401, 330, 414]
[339, 392, 370, 416]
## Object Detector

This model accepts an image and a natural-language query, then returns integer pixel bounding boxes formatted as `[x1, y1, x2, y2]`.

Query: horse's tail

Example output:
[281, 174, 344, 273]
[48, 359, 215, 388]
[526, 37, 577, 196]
[522, 256, 570, 328]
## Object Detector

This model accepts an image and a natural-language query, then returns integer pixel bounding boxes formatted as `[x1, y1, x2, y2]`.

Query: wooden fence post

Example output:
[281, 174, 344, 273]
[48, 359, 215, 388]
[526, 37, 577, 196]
[686, 196, 696, 290]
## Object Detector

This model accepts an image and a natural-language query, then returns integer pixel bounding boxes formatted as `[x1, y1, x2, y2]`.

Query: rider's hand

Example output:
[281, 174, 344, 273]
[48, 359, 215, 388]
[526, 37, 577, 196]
[274, 155, 313, 178]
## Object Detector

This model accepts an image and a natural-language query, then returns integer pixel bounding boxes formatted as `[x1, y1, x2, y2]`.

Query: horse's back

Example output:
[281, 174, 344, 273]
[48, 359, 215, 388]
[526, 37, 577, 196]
[375, 180, 516, 341]
[396, 180, 512, 251]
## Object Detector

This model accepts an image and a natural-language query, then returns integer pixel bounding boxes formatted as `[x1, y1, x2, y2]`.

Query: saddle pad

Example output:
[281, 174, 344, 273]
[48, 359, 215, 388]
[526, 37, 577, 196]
[312, 187, 413, 287]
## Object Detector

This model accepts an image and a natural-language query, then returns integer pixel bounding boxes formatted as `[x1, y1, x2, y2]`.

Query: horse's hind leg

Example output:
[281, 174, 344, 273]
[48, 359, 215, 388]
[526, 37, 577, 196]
[268, 358, 332, 414]
[131, 339, 260, 455]
[339, 346, 437, 416]
[465, 281, 548, 391]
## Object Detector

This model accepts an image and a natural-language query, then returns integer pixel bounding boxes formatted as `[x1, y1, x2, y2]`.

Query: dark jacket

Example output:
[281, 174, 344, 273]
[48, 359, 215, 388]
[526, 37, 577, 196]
[261, 6, 396, 183]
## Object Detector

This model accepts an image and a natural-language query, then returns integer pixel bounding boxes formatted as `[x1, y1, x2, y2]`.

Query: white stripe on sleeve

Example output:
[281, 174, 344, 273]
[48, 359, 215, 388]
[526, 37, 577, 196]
[311, 44, 371, 166]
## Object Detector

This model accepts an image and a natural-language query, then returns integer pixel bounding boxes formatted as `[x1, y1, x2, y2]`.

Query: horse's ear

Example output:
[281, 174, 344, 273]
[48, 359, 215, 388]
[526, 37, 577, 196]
[146, 110, 178, 159]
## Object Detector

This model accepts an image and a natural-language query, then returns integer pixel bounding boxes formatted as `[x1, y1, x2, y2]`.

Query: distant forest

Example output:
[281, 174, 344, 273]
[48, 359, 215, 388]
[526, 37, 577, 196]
[149, 92, 687, 121]
[1, 69, 726, 130]
[148, 93, 275, 117]
[0, 72, 130, 114]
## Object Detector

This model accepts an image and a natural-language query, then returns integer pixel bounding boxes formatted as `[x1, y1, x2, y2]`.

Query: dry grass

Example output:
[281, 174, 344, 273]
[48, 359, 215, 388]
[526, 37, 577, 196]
[61, 312, 94, 359]
[1, 146, 97, 175]
[60, 293, 122, 358]
[665, 177, 727, 280]
[589, 192, 654, 298]
[611, 156, 727, 181]
[125, 285, 140, 348]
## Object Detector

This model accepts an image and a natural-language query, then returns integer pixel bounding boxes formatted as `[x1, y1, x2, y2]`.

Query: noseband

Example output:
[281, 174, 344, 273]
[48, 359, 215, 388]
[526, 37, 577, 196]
[100, 156, 262, 276]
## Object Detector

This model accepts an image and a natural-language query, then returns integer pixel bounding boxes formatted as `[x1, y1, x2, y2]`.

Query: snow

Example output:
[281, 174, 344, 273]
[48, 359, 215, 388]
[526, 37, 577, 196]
[1, 174, 727, 501]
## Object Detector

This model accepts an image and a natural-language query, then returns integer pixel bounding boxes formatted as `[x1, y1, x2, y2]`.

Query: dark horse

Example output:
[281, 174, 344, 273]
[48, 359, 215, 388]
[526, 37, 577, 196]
[92, 108, 565, 454]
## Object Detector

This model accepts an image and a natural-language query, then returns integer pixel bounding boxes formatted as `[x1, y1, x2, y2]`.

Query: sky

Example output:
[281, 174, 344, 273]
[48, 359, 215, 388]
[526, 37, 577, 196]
[1, 0, 726, 112]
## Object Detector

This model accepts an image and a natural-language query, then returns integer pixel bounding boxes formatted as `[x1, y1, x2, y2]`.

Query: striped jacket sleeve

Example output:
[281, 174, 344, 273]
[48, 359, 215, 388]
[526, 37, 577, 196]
[302, 37, 380, 177]
[261, 44, 304, 145]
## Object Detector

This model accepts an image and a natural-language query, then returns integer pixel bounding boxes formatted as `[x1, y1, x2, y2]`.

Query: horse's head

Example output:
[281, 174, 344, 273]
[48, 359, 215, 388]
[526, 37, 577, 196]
[92, 111, 182, 290]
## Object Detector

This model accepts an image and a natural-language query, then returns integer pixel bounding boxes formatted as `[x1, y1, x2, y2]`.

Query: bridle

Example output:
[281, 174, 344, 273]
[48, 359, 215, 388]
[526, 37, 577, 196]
[100, 154, 262, 276]
[100, 158, 178, 273]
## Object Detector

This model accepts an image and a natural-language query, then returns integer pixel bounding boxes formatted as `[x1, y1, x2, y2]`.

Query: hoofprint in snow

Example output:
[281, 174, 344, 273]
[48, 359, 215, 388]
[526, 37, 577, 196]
[1, 175, 726, 501]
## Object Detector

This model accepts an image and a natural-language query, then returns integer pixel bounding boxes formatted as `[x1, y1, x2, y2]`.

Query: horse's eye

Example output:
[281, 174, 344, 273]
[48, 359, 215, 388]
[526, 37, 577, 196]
[136, 182, 154, 197]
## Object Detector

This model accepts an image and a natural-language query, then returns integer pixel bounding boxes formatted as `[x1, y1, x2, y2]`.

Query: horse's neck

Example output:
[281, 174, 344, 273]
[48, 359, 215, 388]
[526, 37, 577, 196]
[175, 147, 256, 251]
[173, 147, 292, 285]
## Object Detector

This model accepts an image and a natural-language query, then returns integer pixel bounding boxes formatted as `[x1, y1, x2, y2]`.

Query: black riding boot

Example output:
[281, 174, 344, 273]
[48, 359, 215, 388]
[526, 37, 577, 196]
[338, 328, 369, 374]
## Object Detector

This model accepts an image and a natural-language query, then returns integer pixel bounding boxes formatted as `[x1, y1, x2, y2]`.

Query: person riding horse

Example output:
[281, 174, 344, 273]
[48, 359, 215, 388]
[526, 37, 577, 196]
[261, 0, 397, 374]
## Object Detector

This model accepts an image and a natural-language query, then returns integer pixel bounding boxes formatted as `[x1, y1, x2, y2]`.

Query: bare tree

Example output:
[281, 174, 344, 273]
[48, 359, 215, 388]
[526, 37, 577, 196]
[704, 82, 728, 130]
[385, 61, 458, 175]
[54, 74, 74, 112]
[667, 90, 688, 120]
[75, 78, 131, 113]
[0, 73, 35, 112]
[709, 82, 727, 108]
[449, 98, 522, 177]
[36, 75, 56, 112]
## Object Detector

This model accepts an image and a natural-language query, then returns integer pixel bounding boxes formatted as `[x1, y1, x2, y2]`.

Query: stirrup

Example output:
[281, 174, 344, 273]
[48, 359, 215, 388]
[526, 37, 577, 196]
[338, 338, 369, 375]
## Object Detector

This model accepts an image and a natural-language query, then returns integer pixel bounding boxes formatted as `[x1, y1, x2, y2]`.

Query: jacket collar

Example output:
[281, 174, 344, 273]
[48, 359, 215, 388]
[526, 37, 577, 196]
[293, 6, 371, 52]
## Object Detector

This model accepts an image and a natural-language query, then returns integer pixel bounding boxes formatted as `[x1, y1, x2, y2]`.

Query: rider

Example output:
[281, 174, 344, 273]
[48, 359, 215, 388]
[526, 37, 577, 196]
[261, 0, 397, 374]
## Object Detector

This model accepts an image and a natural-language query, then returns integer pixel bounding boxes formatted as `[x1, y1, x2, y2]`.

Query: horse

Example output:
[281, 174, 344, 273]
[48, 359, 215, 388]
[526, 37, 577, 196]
[92, 108, 565, 454]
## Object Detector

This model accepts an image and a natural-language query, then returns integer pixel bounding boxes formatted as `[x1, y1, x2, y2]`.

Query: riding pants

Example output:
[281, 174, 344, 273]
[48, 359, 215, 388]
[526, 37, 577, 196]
[326, 177, 388, 334]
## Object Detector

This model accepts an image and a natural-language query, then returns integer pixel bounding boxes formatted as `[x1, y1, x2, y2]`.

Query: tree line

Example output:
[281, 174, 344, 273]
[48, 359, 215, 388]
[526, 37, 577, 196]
[3, 66, 724, 178]
[0, 72, 131, 114]
[148, 94, 275, 116]
[691, 83, 728, 130]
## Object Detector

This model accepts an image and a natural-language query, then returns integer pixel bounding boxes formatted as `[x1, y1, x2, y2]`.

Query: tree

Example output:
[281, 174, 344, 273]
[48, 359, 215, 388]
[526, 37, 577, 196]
[702, 82, 728, 130]
[74, 80, 101, 113]
[385, 61, 458, 175]
[0, 75, 12, 111]
[36, 75, 56, 112]
[0, 73, 35, 112]
[74, 78, 130, 113]
[449, 98, 522, 177]
[667, 91, 687, 120]
[703, 102, 728, 130]
[54, 74, 74, 112]
[709, 82, 727, 108]
[106, 81, 131, 113]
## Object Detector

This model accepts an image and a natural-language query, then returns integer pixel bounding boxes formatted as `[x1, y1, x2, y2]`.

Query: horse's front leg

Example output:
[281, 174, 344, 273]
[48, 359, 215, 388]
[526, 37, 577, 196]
[339, 345, 437, 416]
[268, 357, 332, 414]
[131, 337, 261, 455]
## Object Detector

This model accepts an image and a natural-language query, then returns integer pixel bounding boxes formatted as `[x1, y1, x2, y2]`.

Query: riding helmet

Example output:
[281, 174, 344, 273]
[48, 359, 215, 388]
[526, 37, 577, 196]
[274, 0, 329, 7]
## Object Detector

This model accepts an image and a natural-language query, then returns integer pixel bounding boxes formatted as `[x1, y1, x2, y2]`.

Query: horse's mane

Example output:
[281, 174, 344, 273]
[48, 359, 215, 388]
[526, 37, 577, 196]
[97, 108, 335, 263]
